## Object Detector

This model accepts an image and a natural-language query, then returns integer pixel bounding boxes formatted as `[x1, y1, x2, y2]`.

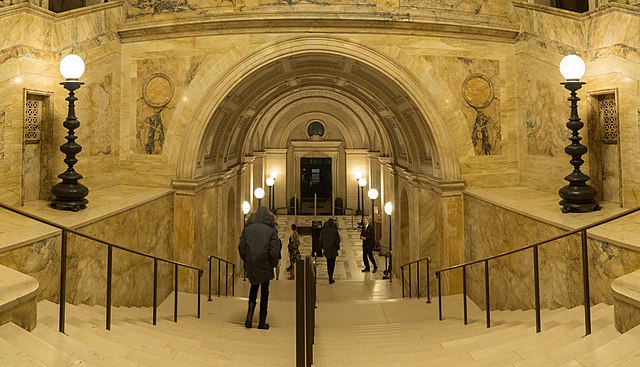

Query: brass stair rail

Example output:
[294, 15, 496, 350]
[400, 256, 431, 303]
[435, 205, 640, 336]
[0, 202, 204, 332]
[207, 255, 236, 300]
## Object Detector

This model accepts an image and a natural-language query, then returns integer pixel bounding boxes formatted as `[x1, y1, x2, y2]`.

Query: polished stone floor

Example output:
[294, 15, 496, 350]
[235, 214, 403, 303]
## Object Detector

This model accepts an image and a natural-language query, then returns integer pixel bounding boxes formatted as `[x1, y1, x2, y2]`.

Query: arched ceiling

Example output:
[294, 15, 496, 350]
[198, 52, 437, 176]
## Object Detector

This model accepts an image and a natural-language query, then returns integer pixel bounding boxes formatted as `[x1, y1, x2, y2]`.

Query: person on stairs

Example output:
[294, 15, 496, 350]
[286, 223, 301, 280]
[319, 218, 340, 284]
[360, 216, 377, 273]
[238, 206, 282, 330]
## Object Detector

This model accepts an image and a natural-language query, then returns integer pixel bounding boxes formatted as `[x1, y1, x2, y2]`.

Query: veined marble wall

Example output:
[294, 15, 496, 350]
[514, 3, 640, 205]
[0, 193, 174, 306]
[0, 4, 122, 205]
[464, 194, 640, 310]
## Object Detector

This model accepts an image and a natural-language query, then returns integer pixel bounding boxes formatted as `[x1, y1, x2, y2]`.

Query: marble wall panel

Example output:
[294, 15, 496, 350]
[464, 194, 640, 311]
[512, 3, 586, 51]
[400, 0, 508, 17]
[0, 236, 60, 302]
[0, 109, 4, 161]
[64, 194, 174, 306]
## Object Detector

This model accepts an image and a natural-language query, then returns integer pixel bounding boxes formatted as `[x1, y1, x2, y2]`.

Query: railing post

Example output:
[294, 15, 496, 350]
[232, 264, 236, 296]
[581, 230, 591, 336]
[217, 259, 221, 297]
[59, 229, 68, 333]
[208, 257, 212, 302]
[174, 263, 178, 322]
[225, 262, 229, 297]
[153, 258, 158, 325]
[484, 260, 490, 328]
[296, 258, 305, 367]
[197, 270, 202, 319]
[306, 257, 313, 365]
[408, 265, 412, 298]
[401, 267, 405, 298]
[533, 246, 541, 333]
[463, 265, 468, 325]
[417, 262, 421, 299]
[426, 259, 431, 304]
[106, 245, 113, 330]
[437, 272, 442, 321]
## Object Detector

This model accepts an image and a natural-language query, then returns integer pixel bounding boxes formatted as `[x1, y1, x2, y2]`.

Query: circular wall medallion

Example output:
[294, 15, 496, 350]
[462, 73, 494, 109]
[307, 120, 325, 138]
[142, 73, 174, 108]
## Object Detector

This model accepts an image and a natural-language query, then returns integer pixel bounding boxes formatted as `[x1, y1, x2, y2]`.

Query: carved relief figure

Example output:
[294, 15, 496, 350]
[462, 73, 500, 155]
[138, 73, 173, 154]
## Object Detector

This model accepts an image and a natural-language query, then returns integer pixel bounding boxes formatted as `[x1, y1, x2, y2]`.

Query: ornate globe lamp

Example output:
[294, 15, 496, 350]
[558, 55, 600, 213]
[51, 54, 89, 211]
[368, 188, 379, 250]
[242, 200, 251, 223]
[254, 188, 265, 207]
[266, 176, 275, 214]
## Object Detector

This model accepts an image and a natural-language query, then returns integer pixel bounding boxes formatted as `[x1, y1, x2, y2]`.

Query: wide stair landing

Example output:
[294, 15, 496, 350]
[1, 282, 640, 366]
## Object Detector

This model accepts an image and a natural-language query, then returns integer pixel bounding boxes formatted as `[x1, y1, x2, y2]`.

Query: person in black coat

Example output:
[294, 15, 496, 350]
[360, 216, 377, 273]
[319, 218, 340, 284]
[238, 206, 282, 329]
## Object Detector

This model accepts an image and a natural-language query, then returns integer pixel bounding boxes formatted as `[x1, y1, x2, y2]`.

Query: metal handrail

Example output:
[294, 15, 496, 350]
[0, 202, 204, 332]
[400, 256, 431, 303]
[207, 255, 236, 300]
[296, 256, 316, 367]
[435, 205, 640, 335]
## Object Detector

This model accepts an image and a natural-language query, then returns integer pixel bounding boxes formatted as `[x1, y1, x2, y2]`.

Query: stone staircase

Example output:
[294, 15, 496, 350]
[0, 284, 640, 366]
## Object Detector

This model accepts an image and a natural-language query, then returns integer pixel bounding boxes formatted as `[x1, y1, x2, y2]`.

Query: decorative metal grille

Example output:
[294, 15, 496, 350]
[600, 97, 618, 144]
[24, 98, 41, 143]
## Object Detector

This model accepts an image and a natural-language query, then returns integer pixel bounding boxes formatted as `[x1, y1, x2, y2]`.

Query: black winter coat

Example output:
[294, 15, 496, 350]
[238, 207, 282, 284]
[319, 219, 341, 259]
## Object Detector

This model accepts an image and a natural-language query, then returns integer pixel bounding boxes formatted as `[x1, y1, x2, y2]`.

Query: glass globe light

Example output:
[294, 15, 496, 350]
[355, 171, 362, 180]
[269, 171, 278, 179]
[384, 202, 393, 215]
[358, 178, 367, 187]
[559, 55, 585, 81]
[242, 201, 251, 215]
[266, 177, 275, 187]
[254, 188, 265, 200]
[60, 54, 85, 80]
[368, 188, 379, 200]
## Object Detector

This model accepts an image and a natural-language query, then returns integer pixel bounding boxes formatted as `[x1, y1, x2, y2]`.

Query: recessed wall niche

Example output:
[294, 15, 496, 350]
[587, 91, 622, 206]
[22, 90, 54, 205]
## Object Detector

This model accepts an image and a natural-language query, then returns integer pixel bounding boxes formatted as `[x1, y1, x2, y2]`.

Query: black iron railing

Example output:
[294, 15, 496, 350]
[0, 202, 203, 332]
[435, 205, 640, 335]
[400, 256, 431, 303]
[296, 256, 316, 367]
[207, 255, 236, 300]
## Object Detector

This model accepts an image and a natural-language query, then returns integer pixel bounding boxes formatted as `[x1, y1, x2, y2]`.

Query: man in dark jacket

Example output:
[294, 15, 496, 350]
[238, 206, 282, 329]
[360, 216, 377, 273]
[319, 218, 340, 284]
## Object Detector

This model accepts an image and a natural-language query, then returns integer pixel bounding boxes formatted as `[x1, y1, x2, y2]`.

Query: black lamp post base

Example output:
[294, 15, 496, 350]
[560, 199, 600, 213]
[559, 184, 600, 213]
[51, 199, 88, 212]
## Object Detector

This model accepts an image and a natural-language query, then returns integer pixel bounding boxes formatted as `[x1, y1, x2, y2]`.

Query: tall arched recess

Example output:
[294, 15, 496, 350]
[174, 36, 464, 181]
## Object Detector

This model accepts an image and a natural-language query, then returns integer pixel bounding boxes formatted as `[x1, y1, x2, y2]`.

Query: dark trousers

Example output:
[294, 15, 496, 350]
[363, 246, 377, 270]
[326, 257, 336, 281]
[248, 281, 270, 313]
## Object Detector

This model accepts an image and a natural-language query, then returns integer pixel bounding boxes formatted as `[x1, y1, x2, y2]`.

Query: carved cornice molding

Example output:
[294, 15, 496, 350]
[173, 163, 244, 195]
[118, 13, 519, 44]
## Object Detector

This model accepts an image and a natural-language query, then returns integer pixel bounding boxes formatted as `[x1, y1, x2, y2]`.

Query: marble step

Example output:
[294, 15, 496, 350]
[0, 322, 89, 367]
[0, 334, 47, 367]
[39, 300, 294, 366]
[567, 324, 640, 366]
[30, 319, 140, 367]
